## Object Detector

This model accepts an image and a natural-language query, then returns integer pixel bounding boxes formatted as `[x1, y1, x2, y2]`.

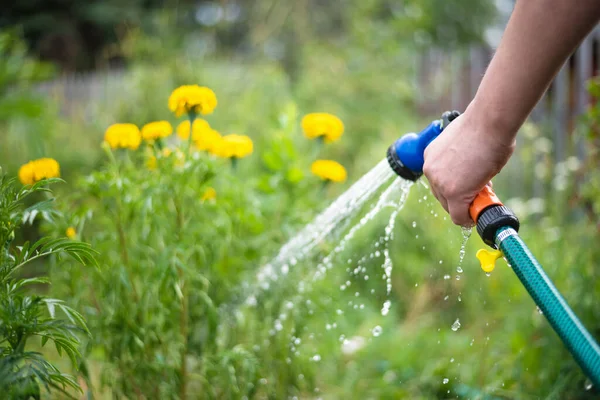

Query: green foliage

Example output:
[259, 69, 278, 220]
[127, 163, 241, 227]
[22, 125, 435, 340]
[0, 30, 54, 122]
[0, 175, 96, 399]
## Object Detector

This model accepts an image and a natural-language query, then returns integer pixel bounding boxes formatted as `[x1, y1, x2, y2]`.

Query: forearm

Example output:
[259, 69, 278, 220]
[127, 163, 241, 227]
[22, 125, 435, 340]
[468, 0, 600, 143]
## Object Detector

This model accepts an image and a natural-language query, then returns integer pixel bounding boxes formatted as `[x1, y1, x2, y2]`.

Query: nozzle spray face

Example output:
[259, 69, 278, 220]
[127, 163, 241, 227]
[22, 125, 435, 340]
[386, 110, 460, 181]
[386, 141, 422, 181]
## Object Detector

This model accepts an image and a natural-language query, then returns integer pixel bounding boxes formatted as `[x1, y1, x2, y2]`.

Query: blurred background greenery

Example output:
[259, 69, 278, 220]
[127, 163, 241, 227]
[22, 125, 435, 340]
[1, 0, 599, 399]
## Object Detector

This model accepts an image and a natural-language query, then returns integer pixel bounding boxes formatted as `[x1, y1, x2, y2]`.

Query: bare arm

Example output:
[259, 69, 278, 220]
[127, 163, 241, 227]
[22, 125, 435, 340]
[423, 0, 600, 226]
[472, 0, 600, 138]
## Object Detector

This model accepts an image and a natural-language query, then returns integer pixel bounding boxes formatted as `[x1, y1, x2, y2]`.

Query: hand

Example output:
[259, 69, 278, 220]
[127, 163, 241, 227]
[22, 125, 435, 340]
[422, 110, 515, 226]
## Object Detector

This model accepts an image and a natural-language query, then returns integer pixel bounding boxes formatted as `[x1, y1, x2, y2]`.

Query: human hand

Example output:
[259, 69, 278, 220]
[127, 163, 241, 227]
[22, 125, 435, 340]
[422, 110, 515, 226]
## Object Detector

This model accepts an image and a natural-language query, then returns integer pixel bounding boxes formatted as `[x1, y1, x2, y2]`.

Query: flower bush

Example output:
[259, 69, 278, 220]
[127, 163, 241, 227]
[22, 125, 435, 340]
[41, 83, 352, 398]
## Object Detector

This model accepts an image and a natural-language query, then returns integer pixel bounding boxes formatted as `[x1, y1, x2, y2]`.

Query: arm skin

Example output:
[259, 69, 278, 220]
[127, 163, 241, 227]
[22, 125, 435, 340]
[423, 0, 600, 226]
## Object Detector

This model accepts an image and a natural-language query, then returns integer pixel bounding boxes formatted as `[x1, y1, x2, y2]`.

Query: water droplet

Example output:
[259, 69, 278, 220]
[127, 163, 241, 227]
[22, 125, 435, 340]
[455, 275, 461, 281]
[375, 250, 381, 257]
[443, 378, 449, 384]
[336, 309, 344, 315]
[312, 354, 321, 362]
[412, 221, 417, 228]
[414, 283, 418, 287]
[444, 295, 449, 301]
[364, 275, 369, 280]
[451, 319, 461, 331]
[381, 300, 392, 316]
[439, 260, 443, 264]
[274, 320, 283, 331]
[326, 324, 332, 331]
[585, 379, 593, 390]
[443, 274, 450, 280]
[456, 266, 463, 273]
[372, 326, 383, 337]
[355, 292, 360, 297]
[450, 358, 454, 363]
[536, 306, 544, 315]
[485, 272, 491, 277]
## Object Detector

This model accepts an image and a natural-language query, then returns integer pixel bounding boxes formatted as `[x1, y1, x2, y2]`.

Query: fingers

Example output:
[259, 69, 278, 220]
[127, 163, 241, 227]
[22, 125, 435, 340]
[429, 184, 448, 212]
[448, 199, 475, 227]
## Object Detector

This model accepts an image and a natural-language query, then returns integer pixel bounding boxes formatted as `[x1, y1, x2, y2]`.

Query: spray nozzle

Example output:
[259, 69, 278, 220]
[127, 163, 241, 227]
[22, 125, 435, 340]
[386, 111, 460, 182]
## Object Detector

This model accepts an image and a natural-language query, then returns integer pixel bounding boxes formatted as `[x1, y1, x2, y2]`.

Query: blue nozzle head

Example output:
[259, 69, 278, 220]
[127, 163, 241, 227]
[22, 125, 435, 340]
[387, 110, 460, 181]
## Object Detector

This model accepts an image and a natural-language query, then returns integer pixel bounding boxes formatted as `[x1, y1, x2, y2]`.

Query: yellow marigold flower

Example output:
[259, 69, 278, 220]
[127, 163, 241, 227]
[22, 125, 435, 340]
[66, 227, 77, 239]
[301, 113, 344, 143]
[168, 85, 217, 117]
[195, 129, 221, 152]
[176, 119, 212, 140]
[141, 121, 173, 141]
[311, 160, 347, 183]
[213, 134, 253, 158]
[201, 187, 217, 202]
[104, 123, 142, 150]
[18, 158, 60, 185]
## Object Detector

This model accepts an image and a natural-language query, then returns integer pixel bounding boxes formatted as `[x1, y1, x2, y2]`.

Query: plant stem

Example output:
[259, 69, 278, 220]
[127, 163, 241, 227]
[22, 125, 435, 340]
[187, 111, 197, 158]
[179, 277, 189, 400]
[174, 195, 188, 400]
[109, 153, 139, 303]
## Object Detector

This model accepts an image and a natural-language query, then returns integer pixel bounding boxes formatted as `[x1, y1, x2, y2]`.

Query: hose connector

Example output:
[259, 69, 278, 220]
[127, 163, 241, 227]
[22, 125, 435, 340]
[470, 186, 520, 247]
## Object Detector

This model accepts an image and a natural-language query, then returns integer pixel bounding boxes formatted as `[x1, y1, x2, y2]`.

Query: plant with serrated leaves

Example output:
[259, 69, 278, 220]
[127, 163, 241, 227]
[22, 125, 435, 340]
[0, 174, 97, 399]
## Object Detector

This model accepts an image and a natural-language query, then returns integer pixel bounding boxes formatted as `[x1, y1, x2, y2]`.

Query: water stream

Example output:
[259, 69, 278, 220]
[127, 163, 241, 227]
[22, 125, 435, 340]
[242, 156, 477, 394]
[254, 158, 398, 291]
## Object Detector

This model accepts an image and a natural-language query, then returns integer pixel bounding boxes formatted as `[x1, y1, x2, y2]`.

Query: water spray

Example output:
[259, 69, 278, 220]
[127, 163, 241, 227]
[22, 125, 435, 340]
[386, 111, 600, 387]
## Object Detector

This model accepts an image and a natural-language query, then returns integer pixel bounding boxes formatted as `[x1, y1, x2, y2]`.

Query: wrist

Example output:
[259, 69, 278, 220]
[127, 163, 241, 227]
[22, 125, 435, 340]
[463, 99, 519, 151]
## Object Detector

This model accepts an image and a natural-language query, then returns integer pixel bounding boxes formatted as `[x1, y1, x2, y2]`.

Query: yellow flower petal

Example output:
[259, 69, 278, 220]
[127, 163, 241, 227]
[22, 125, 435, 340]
[301, 113, 344, 143]
[195, 129, 222, 152]
[104, 123, 142, 150]
[201, 187, 217, 202]
[66, 227, 77, 239]
[168, 85, 218, 117]
[310, 160, 347, 183]
[213, 134, 253, 159]
[141, 121, 173, 141]
[176, 119, 212, 141]
[18, 158, 61, 185]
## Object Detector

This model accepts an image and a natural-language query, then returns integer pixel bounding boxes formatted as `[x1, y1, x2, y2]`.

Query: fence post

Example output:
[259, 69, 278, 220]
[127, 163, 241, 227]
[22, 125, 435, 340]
[552, 64, 569, 164]
[575, 36, 593, 160]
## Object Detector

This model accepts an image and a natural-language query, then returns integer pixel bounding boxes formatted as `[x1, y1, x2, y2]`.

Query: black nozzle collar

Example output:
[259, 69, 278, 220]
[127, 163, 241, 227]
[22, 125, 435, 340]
[386, 144, 422, 181]
[476, 205, 520, 248]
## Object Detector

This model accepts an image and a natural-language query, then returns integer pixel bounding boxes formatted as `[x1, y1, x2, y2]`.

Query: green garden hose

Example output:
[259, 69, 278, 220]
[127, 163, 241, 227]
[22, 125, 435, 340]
[494, 226, 600, 387]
